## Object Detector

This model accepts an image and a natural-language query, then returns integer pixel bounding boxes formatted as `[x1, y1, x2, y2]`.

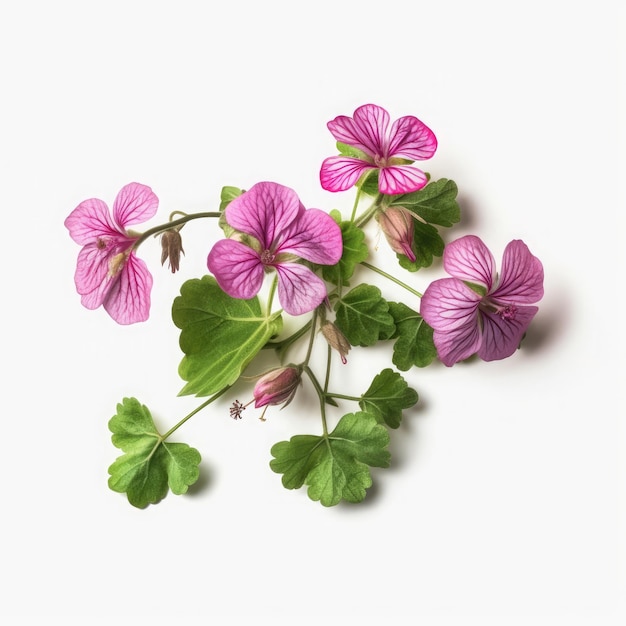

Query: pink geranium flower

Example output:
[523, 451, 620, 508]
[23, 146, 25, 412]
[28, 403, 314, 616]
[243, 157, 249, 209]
[64, 182, 158, 324]
[420, 235, 544, 366]
[320, 103, 438, 196]
[207, 181, 342, 316]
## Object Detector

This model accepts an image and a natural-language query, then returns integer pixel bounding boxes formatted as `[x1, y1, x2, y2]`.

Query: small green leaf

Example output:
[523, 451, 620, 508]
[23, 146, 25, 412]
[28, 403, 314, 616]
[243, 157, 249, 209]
[108, 398, 201, 508]
[389, 178, 460, 227]
[360, 170, 379, 196]
[388, 302, 437, 369]
[336, 141, 368, 160]
[359, 368, 419, 429]
[322, 220, 369, 285]
[397, 220, 445, 271]
[219, 186, 244, 211]
[172, 276, 283, 396]
[334, 283, 395, 346]
[270, 411, 390, 506]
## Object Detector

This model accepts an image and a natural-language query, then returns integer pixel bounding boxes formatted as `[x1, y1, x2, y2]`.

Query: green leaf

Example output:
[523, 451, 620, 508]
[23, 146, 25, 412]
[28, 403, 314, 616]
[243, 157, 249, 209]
[360, 169, 379, 196]
[389, 178, 460, 227]
[336, 141, 368, 160]
[387, 302, 437, 370]
[172, 276, 283, 396]
[334, 283, 395, 346]
[397, 220, 445, 271]
[359, 368, 419, 429]
[270, 411, 390, 506]
[322, 218, 369, 285]
[219, 185, 244, 211]
[108, 398, 201, 508]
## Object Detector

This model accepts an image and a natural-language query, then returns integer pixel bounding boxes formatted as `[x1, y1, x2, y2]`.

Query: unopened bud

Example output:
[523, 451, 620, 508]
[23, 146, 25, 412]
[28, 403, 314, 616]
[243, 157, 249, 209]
[253, 366, 302, 409]
[376, 207, 416, 262]
[160, 229, 184, 273]
[320, 321, 351, 364]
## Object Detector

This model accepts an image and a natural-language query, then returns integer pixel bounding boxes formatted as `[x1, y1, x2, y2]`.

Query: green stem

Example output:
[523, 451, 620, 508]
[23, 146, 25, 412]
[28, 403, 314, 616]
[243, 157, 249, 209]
[161, 386, 230, 440]
[303, 365, 329, 437]
[354, 193, 384, 228]
[350, 186, 363, 222]
[133, 212, 221, 249]
[302, 309, 319, 367]
[326, 392, 362, 402]
[266, 275, 278, 316]
[264, 320, 311, 352]
[360, 261, 423, 298]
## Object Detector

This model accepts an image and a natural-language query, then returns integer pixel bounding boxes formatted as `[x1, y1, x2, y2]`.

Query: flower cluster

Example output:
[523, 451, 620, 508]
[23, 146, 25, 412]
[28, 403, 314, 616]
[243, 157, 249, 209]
[66, 103, 544, 509]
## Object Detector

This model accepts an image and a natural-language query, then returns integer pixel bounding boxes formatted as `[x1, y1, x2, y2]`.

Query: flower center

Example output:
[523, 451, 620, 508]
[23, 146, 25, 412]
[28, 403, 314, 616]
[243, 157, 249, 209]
[479, 298, 518, 320]
[260, 249, 275, 265]
[373, 154, 388, 168]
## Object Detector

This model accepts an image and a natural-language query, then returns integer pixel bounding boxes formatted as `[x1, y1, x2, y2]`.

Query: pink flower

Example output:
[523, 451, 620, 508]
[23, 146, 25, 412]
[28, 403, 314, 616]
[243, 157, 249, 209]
[320, 103, 437, 196]
[64, 183, 158, 324]
[207, 182, 342, 316]
[420, 235, 544, 366]
[375, 206, 416, 262]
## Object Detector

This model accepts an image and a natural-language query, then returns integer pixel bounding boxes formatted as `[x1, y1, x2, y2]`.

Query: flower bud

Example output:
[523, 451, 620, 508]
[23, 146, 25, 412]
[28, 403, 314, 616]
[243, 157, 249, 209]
[253, 366, 301, 409]
[320, 321, 351, 364]
[160, 229, 184, 273]
[376, 206, 416, 262]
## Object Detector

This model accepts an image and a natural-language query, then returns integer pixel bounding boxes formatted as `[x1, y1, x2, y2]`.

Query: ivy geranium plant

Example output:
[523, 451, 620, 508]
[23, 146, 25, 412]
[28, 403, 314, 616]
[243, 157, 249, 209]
[65, 103, 544, 508]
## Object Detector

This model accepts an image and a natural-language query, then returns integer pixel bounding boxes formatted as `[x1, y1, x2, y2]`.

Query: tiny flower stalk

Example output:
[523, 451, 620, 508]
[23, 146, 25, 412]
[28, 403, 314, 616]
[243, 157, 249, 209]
[376, 206, 416, 262]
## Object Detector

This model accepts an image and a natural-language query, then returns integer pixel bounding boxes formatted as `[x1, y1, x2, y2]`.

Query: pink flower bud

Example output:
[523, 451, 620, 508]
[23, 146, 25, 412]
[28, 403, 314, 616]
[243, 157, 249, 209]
[253, 366, 301, 409]
[376, 206, 416, 262]
[160, 229, 184, 273]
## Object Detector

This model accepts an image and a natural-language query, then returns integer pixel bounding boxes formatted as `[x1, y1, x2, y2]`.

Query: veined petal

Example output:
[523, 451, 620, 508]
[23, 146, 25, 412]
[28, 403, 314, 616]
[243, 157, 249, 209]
[225, 182, 301, 249]
[420, 278, 482, 332]
[432, 323, 483, 367]
[277, 208, 343, 265]
[491, 240, 544, 304]
[64, 198, 121, 244]
[320, 156, 373, 192]
[478, 306, 538, 361]
[75, 245, 115, 309]
[207, 239, 264, 300]
[352, 104, 390, 155]
[388, 115, 438, 160]
[112, 182, 159, 228]
[327, 104, 389, 156]
[103, 253, 153, 324]
[275, 262, 328, 316]
[378, 165, 428, 195]
[443, 235, 496, 291]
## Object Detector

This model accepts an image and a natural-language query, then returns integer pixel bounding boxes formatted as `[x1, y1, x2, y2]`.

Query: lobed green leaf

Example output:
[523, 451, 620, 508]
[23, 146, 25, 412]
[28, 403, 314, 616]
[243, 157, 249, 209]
[172, 276, 283, 396]
[270, 411, 390, 506]
[108, 398, 201, 508]
[359, 368, 419, 429]
[322, 216, 369, 285]
[334, 283, 395, 346]
[387, 302, 437, 369]
[389, 178, 460, 227]
[397, 220, 445, 271]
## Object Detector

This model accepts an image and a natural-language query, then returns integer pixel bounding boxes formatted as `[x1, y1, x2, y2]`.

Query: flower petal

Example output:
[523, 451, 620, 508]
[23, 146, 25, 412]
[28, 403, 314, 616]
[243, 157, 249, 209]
[490, 240, 544, 304]
[74, 243, 117, 301]
[327, 104, 389, 156]
[320, 156, 373, 192]
[443, 235, 496, 291]
[225, 182, 301, 249]
[420, 277, 482, 332]
[277, 208, 343, 265]
[478, 306, 538, 361]
[112, 182, 159, 228]
[388, 115, 438, 160]
[378, 165, 428, 195]
[207, 239, 264, 300]
[64, 198, 120, 244]
[274, 263, 328, 316]
[102, 253, 153, 324]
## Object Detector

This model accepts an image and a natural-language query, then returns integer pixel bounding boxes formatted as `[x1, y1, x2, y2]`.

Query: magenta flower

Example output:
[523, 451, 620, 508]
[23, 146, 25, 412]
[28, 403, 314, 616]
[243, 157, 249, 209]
[253, 366, 302, 409]
[420, 235, 544, 366]
[320, 103, 438, 196]
[208, 182, 342, 316]
[64, 182, 158, 325]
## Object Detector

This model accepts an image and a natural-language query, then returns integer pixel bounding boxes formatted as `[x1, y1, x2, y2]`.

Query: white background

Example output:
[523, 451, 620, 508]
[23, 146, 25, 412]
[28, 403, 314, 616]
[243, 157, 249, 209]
[1, 1, 623, 624]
